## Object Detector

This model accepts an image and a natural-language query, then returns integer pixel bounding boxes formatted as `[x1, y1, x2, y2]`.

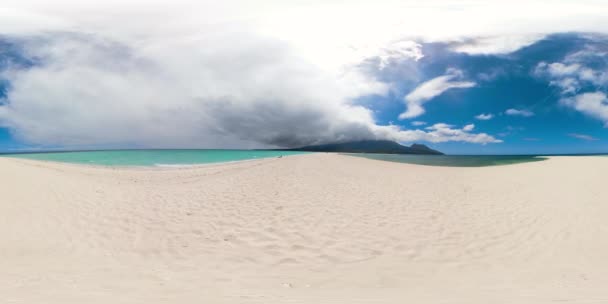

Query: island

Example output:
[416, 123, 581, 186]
[289, 140, 444, 155]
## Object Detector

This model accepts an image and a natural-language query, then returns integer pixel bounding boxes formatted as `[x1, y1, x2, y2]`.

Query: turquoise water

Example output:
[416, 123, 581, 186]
[1, 150, 308, 166]
[1, 150, 549, 167]
[347, 153, 547, 167]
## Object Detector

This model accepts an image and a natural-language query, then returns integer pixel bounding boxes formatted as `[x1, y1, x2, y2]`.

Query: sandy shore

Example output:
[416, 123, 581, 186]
[1, 154, 608, 303]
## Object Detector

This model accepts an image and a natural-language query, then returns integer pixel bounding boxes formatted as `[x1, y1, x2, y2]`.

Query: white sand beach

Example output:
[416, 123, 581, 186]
[1, 154, 608, 303]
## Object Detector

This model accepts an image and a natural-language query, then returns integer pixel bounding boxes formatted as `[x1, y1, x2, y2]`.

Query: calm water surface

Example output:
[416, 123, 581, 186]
[2, 150, 308, 166]
[1, 150, 554, 167]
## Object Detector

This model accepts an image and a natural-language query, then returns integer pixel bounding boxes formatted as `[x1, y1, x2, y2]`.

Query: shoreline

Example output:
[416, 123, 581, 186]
[0, 151, 570, 170]
[0, 152, 309, 171]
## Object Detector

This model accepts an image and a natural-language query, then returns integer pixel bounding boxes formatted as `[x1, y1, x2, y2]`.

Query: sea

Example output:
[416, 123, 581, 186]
[0, 149, 555, 167]
[0, 150, 308, 167]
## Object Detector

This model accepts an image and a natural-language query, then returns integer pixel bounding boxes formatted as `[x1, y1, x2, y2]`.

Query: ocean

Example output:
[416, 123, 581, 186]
[1, 150, 308, 167]
[1, 150, 551, 167]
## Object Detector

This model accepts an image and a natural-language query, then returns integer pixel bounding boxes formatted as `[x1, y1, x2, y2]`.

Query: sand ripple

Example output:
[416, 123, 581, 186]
[1, 154, 608, 303]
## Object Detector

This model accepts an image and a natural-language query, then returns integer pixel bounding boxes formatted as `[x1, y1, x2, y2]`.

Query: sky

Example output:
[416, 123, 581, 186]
[1, 0, 608, 154]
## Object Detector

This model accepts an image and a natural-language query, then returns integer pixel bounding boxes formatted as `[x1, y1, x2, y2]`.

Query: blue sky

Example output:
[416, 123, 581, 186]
[1, 1, 608, 154]
[357, 34, 608, 154]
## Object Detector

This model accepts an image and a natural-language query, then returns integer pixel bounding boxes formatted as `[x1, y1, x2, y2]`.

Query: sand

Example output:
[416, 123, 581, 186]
[1, 153, 608, 303]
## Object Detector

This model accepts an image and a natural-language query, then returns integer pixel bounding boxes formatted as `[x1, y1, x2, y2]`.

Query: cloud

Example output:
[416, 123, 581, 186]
[533, 42, 608, 126]
[399, 68, 475, 119]
[462, 124, 475, 132]
[405, 123, 501, 144]
[564, 44, 608, 63]
[561, 92, 608, 127]
[370, 123, 501, 144]
[411, 121, 426, 126]
[505, 108, 534, 117]
[475, 113, 494, 120]
[2, 1, 608, 65]
[376, 41, 423, 70]
[550, 78, 580, 95]
[0, 33, 503, 148]
[449, 34, 546, 55]
[535, 61, 608, 94]
[0, 33, 386, 148]
[539, 62, 583, 76]
[568, 133, 599, 141]
[381, 123, 501, 144]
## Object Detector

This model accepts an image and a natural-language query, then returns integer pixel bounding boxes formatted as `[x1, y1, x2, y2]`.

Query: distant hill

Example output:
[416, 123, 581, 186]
[290, 140, 443, 155]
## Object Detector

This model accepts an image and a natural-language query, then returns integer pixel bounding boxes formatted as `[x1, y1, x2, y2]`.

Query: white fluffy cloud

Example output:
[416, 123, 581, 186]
[399, 69, 475, 119]
[0, 33, 502, 148]
[535, 49, 608, 125]
[374, 123, 501, 144]
[535, 61, 608, 94]
[475, 113, 494, 120]
[0, 33, 385, 148]
[561, 92, 608, 127]
[505, 109, 534, 117]
[417, 123, 500, 144]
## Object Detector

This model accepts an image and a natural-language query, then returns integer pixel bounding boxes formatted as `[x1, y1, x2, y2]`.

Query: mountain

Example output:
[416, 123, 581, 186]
[290, 140, 444, 155]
